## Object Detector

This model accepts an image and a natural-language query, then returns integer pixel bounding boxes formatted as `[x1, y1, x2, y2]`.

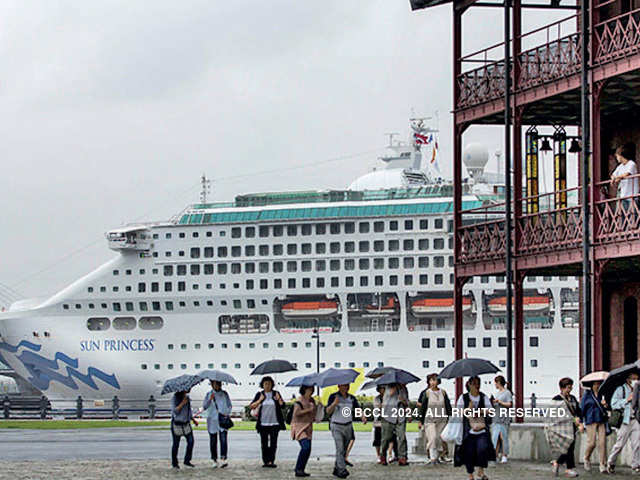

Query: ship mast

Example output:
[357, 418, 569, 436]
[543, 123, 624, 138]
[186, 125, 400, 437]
[200, 173, 211, 204]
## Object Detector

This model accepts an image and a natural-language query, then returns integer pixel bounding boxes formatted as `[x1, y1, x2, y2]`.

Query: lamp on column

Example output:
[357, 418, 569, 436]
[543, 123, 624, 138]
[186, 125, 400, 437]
[540, 138, 552, 152]
[569, 139, 582, 153]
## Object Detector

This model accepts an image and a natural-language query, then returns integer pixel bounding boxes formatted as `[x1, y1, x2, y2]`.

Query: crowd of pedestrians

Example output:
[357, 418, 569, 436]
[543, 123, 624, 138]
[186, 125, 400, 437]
[168, 371, 640, 478]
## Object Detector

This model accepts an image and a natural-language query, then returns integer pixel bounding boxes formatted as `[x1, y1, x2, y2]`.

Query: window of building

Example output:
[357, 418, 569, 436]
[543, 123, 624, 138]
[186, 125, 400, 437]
[483, 337, 491, 347]
[434, 238, 444, 249]
[467, 337, 476, 348]
[359, 222, 370, 233]
[499, 337, 507, 347]
[421, 338, 430, 348]
[436, 338, 445, 348]
[530, 336, 539, 347]
[530, 359, 538, 367]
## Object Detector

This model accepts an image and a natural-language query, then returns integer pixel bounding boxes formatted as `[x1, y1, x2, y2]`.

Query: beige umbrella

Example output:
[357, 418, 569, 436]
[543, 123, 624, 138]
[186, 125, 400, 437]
[580, 371, 609, 387]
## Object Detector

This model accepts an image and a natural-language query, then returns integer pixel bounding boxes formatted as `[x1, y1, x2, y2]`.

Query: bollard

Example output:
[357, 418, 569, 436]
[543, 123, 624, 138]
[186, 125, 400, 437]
[531, 392, 537, 409]
[112, 395, 120, 420]
[148, 395, 156, 420]
[3, 395, 10, 420]
[40, 395, 48, 420]
[76, 395, 83, 419]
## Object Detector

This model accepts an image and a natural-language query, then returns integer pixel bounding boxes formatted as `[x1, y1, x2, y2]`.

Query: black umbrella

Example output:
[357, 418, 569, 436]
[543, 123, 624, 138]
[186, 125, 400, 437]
[360, 380, 379, 391]
[375, 369, 421, 386]
[365, 366, 397, 378]
[599, 360, 640, 404]
[250, 359, 297, 376]
[439, 358, 500, 379]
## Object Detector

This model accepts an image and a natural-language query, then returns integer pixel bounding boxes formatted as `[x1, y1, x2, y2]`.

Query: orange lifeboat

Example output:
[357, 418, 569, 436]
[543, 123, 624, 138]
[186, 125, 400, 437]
[488, 295, 550, 313]
[281, 300, 338, 317]
[364, 297, 398, 314]
[411, 296, 471, 316]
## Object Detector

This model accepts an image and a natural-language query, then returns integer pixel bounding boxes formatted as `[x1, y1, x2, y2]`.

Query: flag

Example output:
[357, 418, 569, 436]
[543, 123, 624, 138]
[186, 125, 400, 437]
[414, 132, 430, 144]
[431, 140, 439, 163]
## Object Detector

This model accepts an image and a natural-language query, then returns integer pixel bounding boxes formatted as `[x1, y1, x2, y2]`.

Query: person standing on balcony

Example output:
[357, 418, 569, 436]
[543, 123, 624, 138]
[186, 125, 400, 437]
[611, 143, 639, 210]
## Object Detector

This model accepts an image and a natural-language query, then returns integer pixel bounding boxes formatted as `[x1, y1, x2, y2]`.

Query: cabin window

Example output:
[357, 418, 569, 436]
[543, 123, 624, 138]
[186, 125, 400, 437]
[139, 316, 163, 330]
[113, 317, 136, 331]
[530, 336, 539, 347]
[87, 317, 110, 331]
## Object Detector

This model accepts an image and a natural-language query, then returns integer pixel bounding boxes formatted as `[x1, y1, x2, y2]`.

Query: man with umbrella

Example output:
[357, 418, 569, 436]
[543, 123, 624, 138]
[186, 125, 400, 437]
[607, 371, 640, 473]
[326, 383, 367, 478]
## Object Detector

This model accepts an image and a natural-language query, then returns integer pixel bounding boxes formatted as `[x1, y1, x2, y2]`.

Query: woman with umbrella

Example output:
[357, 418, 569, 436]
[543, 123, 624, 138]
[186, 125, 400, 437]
[162, 374, 201, 470]
[202, 379, 233, 468]
[580, 371, 609, 473]
[454, 376, 496, 480]
[248, 376, 286, 468]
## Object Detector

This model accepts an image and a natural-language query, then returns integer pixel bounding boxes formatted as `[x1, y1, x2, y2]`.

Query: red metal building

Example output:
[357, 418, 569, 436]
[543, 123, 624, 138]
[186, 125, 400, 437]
[412, 0, 640, 410]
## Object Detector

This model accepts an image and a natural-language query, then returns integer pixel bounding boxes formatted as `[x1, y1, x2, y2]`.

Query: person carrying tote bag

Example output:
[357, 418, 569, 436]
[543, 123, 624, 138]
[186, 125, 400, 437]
[202, 380, 233, 468]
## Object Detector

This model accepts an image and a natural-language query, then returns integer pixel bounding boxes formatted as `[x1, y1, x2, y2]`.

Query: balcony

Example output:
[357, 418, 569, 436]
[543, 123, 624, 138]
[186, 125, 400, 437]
[456, 176, 640, 272]
[456, 8, 640, 117]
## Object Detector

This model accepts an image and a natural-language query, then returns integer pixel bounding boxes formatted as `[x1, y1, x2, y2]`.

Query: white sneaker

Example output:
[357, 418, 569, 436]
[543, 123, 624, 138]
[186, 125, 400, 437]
[583, 460, 591, 472]
[565, 469, 579, 478]
[501, 456, 508, 464]
[220, 459, 228, 468]
[212, 460, 218, 468]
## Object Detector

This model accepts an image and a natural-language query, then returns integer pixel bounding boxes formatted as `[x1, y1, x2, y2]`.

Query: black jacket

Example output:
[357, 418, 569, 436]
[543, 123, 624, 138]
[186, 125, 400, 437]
[418, 388, 452, 423]
[251, 390, 285, 431]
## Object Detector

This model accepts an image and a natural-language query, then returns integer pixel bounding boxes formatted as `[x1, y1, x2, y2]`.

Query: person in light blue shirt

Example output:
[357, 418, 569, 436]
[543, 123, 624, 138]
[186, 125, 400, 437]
[202, 380, 233, 468]
[607, 373, 640, 473]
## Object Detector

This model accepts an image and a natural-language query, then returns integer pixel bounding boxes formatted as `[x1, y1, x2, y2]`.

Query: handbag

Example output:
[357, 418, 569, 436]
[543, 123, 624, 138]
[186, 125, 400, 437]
[609, 409, 624, 429]
[250, 407, 259, 419]
[441, 420, 463, 445]
[219, 413, 234, 430]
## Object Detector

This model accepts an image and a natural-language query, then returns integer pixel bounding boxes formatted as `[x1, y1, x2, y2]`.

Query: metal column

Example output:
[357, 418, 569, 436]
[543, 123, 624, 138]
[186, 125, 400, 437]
[504, 0, 514, 391]
[580, 0, 592, 374]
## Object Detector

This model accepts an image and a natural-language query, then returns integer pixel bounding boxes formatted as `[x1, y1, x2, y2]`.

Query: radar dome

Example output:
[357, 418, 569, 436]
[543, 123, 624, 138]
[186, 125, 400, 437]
[463, 143, 489, 178]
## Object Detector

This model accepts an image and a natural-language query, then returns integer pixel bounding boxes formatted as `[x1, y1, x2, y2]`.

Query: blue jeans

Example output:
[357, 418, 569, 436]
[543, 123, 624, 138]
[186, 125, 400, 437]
[209, 431, 228, 460]
[296, 438, 312, 472]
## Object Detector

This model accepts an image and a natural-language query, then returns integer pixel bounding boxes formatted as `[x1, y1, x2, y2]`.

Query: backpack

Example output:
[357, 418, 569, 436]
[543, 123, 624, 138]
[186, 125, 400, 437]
[285, 401, 302, 425]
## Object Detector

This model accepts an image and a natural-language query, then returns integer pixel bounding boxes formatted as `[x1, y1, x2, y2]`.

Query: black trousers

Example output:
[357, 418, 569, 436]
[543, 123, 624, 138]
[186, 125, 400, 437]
[171, 431, 194, 466]
[259, 425, 280, 464]
[557, 439, 576, 469]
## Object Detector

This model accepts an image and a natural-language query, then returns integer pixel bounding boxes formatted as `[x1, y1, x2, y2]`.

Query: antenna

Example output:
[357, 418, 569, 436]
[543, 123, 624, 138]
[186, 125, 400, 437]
[200, 174, 211, 204]
[384, 133, 399, 147]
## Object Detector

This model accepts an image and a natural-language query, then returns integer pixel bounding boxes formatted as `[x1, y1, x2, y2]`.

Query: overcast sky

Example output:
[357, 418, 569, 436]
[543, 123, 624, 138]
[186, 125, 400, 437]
[0, 1, 570, 301]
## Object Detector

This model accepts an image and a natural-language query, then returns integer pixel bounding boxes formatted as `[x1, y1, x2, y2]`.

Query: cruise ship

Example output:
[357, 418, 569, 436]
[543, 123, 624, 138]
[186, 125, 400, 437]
[0, 120, 579, 404]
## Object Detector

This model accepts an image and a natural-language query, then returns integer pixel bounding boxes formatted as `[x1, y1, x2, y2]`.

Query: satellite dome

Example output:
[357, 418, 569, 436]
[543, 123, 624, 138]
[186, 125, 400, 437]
[348, 169, 408, 190]
[463, 143, 489, 178]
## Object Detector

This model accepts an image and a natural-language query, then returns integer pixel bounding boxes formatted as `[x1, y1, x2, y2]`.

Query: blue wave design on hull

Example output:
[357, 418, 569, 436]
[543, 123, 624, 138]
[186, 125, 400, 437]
[0, 340, 120, 391]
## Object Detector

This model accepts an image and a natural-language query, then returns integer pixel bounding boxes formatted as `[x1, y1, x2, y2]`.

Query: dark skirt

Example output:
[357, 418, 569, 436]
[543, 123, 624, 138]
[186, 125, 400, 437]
[454, 431, 496, 469]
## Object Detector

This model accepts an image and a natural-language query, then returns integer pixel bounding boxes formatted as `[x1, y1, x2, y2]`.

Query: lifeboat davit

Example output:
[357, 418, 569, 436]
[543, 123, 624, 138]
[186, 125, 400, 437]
[281, 300, 338, 317]
[364, 297, 398, 314]
[411, 296, 471, 316]
[488, 295, 550, 313]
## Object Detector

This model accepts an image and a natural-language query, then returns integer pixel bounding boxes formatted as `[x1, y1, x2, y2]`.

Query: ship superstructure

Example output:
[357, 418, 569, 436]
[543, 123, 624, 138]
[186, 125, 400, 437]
[0, 122, 578, 403]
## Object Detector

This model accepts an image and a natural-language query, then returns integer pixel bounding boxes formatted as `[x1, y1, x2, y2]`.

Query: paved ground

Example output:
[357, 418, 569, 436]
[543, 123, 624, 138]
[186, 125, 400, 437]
[1, 429, 640, 479]
[1, 459, 640, 480]
[0, 429, 415, 461]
